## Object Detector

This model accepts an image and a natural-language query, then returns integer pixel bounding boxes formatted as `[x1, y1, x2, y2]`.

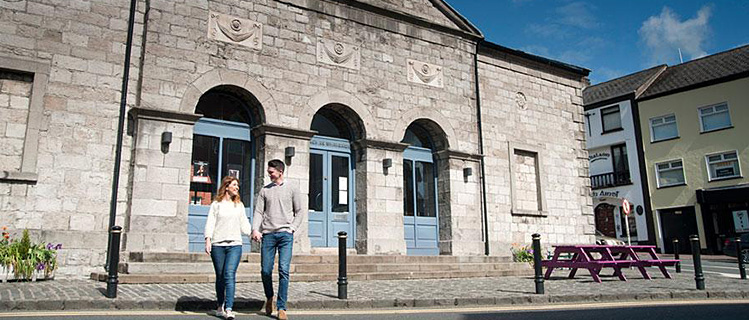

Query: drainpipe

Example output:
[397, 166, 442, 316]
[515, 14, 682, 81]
[105, 0, 138, 270]
[473, 41, 490, 256]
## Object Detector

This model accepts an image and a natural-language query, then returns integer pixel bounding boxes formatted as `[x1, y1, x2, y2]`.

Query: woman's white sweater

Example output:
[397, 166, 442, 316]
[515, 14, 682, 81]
[203, 200, 252, 244]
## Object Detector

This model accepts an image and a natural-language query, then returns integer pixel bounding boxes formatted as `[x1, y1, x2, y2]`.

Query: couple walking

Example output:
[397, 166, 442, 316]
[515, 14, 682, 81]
[203, 159, 303, 320]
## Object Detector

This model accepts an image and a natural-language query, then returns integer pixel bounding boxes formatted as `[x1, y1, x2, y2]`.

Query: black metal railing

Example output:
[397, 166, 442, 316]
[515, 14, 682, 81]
[591, 171, 631, 189]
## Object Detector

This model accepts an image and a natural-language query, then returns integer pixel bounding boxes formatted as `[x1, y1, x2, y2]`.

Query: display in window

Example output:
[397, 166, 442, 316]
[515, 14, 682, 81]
[192, 161, 212, 183]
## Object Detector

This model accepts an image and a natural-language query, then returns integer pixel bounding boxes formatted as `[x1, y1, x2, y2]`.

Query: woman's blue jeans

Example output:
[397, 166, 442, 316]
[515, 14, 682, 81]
[261, 232, 293, 311]
[210, 245, 242, 310]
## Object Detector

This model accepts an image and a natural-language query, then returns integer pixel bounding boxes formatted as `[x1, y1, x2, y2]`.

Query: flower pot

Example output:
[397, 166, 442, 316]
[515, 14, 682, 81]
[0, 265, 55, 282]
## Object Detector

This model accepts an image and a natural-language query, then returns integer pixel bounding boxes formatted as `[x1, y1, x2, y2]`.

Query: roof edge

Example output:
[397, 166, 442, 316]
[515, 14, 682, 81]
[479, 40, 590, 76]
[430, 0, 484, 38]
[633, 65, 667, 99]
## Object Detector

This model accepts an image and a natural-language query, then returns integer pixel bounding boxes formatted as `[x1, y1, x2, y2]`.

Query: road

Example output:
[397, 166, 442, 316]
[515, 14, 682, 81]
[2, 300, 748, 319]
[677, 258, 746, 279]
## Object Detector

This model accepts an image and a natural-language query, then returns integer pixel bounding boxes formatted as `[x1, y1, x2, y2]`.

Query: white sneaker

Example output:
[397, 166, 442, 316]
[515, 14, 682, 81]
[215, 305, 224, 317]
[224, 309, 235, 320]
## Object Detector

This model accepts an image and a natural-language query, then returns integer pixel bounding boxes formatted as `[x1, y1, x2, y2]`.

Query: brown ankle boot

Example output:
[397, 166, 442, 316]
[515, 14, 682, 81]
[264, 297, 274, 315]
[278, 309, 288, 320]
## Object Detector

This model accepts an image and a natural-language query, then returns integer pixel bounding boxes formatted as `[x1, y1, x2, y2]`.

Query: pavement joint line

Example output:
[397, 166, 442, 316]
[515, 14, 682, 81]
[1, 299, 749, 317]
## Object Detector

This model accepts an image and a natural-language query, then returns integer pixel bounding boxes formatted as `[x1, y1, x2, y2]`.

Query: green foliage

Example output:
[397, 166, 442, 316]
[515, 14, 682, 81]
[510, 243, 550, 267]
[0, 227, 60, 280]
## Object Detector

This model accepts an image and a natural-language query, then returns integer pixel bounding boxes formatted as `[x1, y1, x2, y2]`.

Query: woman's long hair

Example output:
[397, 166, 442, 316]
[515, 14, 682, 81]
[215, 176, 241, 204]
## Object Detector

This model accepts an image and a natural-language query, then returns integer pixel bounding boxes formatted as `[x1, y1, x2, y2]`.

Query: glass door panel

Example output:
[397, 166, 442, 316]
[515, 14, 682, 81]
[330, 153, 352, 247]
[308, 152, 325, 247]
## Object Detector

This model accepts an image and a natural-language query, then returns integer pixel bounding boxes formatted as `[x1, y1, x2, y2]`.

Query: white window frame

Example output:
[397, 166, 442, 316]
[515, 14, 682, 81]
[705, 150, 742, 181]
[649, 114, 679, 142]
[655, 159, 686, 188]
[698, 102, 732, 133]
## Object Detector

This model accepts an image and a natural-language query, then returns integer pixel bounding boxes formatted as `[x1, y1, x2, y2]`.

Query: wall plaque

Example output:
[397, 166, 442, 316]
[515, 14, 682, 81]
[208, 12, 262, 50]
[407, 59, 443, 88]
[317, 39, 360, 70]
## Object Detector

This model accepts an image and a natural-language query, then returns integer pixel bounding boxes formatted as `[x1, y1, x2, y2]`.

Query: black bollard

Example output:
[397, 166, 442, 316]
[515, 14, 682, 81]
[532, 233, 544, 294]
[673, 238, 681, 273]
[106, 226, 123, 298]
[736, 237, 746, 280]
[337, 231, 348, 299]
[690, 235, 705, 290]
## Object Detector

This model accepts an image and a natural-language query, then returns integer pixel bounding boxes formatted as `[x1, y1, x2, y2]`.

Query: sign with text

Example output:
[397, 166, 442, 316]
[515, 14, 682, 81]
[733, 210, 749, 233]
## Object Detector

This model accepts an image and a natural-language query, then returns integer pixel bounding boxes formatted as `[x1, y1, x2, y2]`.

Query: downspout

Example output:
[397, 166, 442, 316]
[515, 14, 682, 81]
[105, 0, 138, 269]
[474, 41, 490, 256]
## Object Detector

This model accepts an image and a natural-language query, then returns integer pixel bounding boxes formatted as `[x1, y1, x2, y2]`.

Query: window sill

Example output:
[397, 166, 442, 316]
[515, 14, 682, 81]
[0, 171, 38, 183]
[651, 136, 680, 144]
[511, 209, 548, 217]
[601, 127, 624, 135]
[700, 126, 733, 134]
[657, 182, 686, 189]
[708, 175, 743, 183]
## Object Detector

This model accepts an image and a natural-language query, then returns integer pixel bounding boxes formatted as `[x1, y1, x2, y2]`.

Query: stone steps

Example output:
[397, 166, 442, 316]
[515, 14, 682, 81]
[91, 252, 532, 284]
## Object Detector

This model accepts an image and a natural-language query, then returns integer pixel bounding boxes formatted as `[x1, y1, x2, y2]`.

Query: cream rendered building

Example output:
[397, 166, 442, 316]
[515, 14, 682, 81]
[638, 45, 749, 254]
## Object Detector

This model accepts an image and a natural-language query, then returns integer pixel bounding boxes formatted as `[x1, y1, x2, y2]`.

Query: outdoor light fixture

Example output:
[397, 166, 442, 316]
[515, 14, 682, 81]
[161, 131, 172, 145]
[463, 167, 473, 179]
[285, 146, 295, 158]
[382, 158, 392, 169]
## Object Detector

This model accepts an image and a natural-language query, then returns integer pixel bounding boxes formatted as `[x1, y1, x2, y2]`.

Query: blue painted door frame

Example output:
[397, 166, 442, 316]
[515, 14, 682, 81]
[308, 136, 355, 247]
[187, 118, 255, 252]
[403, 146, 439, 255]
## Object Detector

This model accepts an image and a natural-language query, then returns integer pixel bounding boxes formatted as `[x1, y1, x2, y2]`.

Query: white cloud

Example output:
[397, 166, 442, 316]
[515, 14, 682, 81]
[639, 6, 712, 65]
[557, 2, 598, 29]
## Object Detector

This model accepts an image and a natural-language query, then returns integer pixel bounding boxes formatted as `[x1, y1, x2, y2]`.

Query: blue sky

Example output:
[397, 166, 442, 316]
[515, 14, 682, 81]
[446, 1, 749, 84]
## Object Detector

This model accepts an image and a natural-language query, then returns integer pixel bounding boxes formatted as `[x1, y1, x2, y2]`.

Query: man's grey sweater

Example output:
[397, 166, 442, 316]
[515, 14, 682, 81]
[252, 180, 304, 234]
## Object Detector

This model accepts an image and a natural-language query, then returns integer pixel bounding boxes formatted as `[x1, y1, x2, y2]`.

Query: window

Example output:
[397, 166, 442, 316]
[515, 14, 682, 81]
[601, 105, 622, 133]
[656, 159, 685, 188]
[706, 151, 741, 181]
[611, 144, 631, 185]
[650, 114, 678, 142]
[699, 103, 732, 132]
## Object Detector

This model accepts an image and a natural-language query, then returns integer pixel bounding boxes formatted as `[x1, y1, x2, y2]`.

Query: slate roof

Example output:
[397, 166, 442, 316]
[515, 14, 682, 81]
[583, 65, 665, 106]
[639, 44, 749, 99]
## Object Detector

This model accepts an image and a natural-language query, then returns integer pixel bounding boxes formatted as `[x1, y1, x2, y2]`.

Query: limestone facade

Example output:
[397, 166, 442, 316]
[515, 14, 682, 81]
[0, 0, 592, 277]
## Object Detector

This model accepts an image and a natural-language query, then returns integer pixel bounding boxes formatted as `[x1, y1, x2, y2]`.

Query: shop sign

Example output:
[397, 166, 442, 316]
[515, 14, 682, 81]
[733, 210, 749, 233]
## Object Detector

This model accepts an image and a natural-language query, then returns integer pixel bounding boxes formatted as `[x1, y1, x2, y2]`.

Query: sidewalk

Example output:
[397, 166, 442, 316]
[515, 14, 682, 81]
[1, 269, 748, 312]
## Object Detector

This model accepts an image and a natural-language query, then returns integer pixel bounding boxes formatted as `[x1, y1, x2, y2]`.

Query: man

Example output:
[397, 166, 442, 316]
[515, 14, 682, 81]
[252, 159, 304, 320]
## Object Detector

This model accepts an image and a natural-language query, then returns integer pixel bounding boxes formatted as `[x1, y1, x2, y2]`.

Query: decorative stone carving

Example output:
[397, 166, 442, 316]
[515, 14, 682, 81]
[316, 39, 360, 70]
[515, 92, 527, 110]
[407, 59, 443, 87]
[207, 12, 262, 50]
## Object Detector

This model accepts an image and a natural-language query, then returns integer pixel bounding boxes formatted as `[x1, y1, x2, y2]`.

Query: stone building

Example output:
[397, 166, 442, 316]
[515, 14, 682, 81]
[0, 0, 592, 276]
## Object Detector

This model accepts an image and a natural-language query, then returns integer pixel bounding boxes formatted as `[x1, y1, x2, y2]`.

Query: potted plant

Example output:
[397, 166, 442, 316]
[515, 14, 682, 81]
[0, 227, 60, 282]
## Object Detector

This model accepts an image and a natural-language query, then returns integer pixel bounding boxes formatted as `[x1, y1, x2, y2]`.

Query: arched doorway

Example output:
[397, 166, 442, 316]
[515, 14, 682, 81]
[187, 86, 261, 252]
[308, 104, 364, 248]
[402, 121, 446, 255]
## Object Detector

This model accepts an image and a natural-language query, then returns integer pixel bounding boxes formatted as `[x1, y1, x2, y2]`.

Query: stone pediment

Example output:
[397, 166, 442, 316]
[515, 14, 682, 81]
[351, 0, 482, 38]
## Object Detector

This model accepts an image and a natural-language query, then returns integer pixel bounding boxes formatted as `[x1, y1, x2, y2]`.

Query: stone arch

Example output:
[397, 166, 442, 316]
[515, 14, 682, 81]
[178, 68, 278, 125]
[392, 108, 457, 150]
[301, 89, 377, 140]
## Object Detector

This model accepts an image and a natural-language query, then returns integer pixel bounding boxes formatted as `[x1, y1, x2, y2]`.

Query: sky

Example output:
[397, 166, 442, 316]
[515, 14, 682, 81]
[445, 0, 749, 84]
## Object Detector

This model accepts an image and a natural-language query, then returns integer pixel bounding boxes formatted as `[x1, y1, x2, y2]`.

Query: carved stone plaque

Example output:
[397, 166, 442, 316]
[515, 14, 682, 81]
[407, 59, 443, 88]
[317, 39, 360, 70]
[207, 12, 262, 50]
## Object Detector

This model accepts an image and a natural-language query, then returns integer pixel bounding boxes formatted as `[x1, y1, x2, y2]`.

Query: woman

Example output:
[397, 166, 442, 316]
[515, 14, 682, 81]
[204, 176, 252, 320]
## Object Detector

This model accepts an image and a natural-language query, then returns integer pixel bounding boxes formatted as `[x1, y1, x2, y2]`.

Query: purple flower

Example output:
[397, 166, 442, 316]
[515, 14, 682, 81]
[55, 243, 62, 250]
[36, 262, 45, 271]
[46, 243, 53, 250]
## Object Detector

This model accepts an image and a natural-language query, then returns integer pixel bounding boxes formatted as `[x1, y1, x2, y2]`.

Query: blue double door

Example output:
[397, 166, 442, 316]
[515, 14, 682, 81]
[403, 147, 439, 255]
[187, 118, 254, 252]
[308, 137, 355, 247]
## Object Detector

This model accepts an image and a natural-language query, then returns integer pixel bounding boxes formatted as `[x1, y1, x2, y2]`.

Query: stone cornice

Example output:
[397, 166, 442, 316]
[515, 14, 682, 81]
[252, 124, 316, 140]
[354, 139, 409, 152]
[436, 149, 483, 161]
[129, 107, 202, 124]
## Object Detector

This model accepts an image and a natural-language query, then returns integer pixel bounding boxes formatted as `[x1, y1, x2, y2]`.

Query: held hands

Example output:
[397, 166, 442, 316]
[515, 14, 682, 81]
[204, 238, 211, 255]
[251, 230, 263, 242]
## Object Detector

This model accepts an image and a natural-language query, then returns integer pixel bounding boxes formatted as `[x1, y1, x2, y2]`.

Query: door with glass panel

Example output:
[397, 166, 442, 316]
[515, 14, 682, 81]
[187, 118, 254, 252]
[403, 147, 439, 255]
[308, 137, 354, 247]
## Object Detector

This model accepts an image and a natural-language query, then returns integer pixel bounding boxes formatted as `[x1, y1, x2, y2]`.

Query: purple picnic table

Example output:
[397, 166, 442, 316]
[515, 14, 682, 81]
[541, 244, 679, 283]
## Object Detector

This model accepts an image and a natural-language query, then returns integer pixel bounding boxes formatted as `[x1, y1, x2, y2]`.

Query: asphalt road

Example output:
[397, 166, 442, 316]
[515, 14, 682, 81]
[3, 301, 748, 320]
[678, 258, 746, 279]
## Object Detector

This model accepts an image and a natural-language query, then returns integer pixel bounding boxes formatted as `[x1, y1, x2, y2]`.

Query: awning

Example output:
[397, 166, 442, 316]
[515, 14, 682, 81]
[696, 183, 749, 204]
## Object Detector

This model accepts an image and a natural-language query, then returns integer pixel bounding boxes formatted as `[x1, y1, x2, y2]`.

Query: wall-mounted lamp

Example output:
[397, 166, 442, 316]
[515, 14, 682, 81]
[161, 131, 172, 145]
[463, 167, 473, 179]
[382, 158, 392, 169]
[285, 146, 295, 158]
